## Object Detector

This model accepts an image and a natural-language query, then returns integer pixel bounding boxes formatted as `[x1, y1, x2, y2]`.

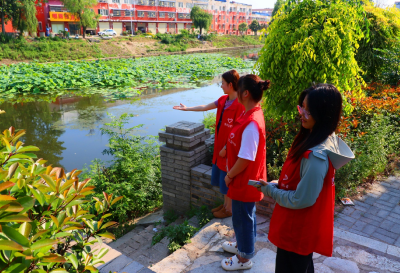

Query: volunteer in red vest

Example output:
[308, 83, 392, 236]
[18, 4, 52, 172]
[220, 74, 270, 271]
[173, 70, 245, 218]
[259, 84, 355, 273]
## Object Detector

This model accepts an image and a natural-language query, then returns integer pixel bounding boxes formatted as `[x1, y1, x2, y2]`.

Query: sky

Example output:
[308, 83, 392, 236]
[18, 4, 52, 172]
[237, 0, 398, 9]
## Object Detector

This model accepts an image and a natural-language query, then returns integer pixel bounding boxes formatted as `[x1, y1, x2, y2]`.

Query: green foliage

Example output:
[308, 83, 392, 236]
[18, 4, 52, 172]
[163, 209, 179, 225]
[0, 33, 13, 43]
[248, 20, 261, 35]
[202, 112, 216, 135]
[11, 0, 39, 34]
[0, 54, 255, 99]
[256, 0, 368, 117]
[61, 0, 100, 38]
[186, 205, 213, 228]
[190, 6, 212, 35]
[335, 113, 400, 197]
[0, 122, 123, 272]
[272, 0, 286, 18]
[356, 1, 400, 82]
[374, 43, 400, 85]
[151, 220, 198, 252]
[239, 23, 248, 34]
[81, 113, 162, 223]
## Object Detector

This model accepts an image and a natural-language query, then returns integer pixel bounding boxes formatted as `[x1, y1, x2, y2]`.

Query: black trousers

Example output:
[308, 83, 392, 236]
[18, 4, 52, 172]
[275, 248, 314, 273]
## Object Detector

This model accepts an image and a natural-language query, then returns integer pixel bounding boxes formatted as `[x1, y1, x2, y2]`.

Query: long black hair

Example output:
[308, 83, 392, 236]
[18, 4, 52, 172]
[237, 74, 270, 102]
[290, 83, 343, 160]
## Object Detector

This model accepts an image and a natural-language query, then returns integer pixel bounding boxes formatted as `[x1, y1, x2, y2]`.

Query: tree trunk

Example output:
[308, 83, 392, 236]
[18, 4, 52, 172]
[83, 26, 86, 38]
[200, 27, 202, 35]
[1, 0, 5, 34]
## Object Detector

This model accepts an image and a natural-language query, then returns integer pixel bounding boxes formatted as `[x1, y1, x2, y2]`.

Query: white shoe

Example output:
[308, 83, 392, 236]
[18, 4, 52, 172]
[221, 255, 253, 271]
[222, 241, 238, 254]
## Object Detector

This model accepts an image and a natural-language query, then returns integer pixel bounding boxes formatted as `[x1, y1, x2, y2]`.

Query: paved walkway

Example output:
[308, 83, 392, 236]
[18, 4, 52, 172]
[335, 176, 400, 246]
[97, 175, 400, 273]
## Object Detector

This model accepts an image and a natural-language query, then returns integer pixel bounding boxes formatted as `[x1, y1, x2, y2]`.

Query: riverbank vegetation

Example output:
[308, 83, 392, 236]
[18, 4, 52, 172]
[0, 33, 263, 64]
[0, 53, 255, 101]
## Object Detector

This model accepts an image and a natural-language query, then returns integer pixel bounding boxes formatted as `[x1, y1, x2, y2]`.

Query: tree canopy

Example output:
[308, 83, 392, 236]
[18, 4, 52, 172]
[11, 0, 38, 34]
[239, 22, 248, 35]
[61, 0, 99, 38]
[256, 0, 368, 117]
[190, 6, 212, 35]
[248, 20, 261, 35]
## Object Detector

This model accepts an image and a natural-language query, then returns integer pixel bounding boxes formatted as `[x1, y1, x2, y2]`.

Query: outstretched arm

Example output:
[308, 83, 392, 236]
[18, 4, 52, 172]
[173, 102, 217, 112]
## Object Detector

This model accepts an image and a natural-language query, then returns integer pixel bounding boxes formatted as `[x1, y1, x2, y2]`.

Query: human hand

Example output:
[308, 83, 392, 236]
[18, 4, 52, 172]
[173, 103, 187, 111]
[225, 175, 233, 187]
[219, 147, 226, 157]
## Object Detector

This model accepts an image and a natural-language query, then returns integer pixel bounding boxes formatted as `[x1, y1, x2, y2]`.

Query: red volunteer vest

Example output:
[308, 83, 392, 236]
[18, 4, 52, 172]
[226, 106, 266, 202]
[268, 151, 336, 257]
[212, 95, 245, 171]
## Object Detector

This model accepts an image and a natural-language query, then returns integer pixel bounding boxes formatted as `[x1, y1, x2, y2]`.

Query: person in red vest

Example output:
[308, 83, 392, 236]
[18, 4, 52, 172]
[220, 74, 270, 271]
[259, 84, 355, 273]
[173, 70, 245, 218]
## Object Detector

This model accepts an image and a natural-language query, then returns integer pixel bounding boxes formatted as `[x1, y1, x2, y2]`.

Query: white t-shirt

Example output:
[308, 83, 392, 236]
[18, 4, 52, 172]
[238, 121, 259, 161]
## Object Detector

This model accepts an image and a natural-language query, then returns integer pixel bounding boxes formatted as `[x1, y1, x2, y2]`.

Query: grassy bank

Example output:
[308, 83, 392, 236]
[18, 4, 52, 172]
[0, 34, 264, 64]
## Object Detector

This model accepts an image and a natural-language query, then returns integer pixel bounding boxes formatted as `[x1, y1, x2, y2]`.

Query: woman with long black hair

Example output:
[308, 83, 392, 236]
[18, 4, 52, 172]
[259, 84, 355, 273]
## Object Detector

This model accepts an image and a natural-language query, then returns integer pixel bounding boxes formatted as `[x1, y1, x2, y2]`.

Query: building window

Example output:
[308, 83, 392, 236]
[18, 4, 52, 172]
[148, 11, 156, 18]
[215, 17, 218, 22]
[112, 0, 120, 3]
[160, 1, 175, 7]
[159, 12, 165, 18]
[178, 13, 190, 19]
[38, 22, 43, 31]
[137, 0, 149, 5]
[138, 11, 145, 17]
[125, 10, 133, 16]
[98, 9, 109, 15]
[149, 0, 155, 6]
[50, 6, 68, 12]
[178, 2, 183, 7]
[168, 12, 176, 18]
[114, 10, 121, 16]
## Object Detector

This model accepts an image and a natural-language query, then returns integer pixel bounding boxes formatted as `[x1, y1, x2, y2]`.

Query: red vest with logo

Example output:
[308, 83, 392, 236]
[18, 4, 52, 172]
[268, 151, 336, 257]
[213, 95, 245, 171]
[226, 106, 266, 202]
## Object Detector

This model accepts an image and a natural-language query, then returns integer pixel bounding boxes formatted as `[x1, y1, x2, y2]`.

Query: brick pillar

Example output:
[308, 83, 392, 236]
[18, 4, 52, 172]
[159, 121, 211, 214]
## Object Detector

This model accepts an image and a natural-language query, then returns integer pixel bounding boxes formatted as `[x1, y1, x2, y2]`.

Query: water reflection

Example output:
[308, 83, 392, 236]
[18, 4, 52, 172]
[0, 49, 261, 171]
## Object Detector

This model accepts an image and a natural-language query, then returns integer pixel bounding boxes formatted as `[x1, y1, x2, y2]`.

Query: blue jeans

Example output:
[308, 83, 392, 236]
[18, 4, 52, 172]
[211, 164, 228, 195]
[232, 200, 257, 259]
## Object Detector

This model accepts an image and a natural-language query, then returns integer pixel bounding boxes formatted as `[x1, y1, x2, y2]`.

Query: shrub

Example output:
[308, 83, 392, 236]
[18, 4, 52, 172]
[81, 113, 162, 223]
[0, 121, 123, 272]
[256, 0, 368, 117]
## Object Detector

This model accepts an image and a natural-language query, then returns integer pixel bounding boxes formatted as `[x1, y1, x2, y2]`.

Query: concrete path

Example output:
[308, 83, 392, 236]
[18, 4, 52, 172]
[98, 175, 400, 273]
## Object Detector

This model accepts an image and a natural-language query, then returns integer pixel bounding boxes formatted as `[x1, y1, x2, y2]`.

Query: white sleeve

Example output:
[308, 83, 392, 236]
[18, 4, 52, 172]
[238, 121, 259, 161]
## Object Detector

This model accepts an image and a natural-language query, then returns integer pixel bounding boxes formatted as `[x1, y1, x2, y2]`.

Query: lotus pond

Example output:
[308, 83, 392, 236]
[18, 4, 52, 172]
[0, 49, 259, 171]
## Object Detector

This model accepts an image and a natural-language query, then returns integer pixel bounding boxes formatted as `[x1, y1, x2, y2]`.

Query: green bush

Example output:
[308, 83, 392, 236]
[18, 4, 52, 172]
[0, 121, 123, 272]
[256, 0, 368, 117]
[81, 113, 162, 223]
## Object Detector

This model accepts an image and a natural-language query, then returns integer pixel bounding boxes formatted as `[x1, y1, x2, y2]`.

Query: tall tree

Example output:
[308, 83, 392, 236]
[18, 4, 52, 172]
[11, 0, 38, 35]
[61, 0, 99, 38]
[0, 0, 16, 33]
[239, 22, 247, 35]
[190, 6, 212, 35]
[248, 20, 261, 35]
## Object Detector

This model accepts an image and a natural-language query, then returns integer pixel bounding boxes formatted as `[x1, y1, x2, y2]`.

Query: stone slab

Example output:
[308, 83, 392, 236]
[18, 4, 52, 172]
[99, 254, 133, 273]
[323, 257, 359, 273]
[118, 261, 144, 273]
[150, 249, 191, 273]
[135, 210, 164, 226]
[334, 228, 388, 253]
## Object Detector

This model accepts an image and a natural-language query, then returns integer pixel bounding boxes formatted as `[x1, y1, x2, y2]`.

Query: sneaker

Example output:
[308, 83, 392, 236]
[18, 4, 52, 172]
[213, 207, 232, 218]
[221, 255, 252, 271]
[222, 241, 238, 254]
[211, 204, 224, 213]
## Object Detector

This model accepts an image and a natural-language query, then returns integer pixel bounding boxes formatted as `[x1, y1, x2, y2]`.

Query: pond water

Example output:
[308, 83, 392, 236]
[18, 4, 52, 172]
[0, 49, 260, 171]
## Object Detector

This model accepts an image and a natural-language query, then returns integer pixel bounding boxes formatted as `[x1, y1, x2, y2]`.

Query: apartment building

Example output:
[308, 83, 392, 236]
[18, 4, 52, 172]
[17, 0, 269, 36]
[396, 1, 400, 9]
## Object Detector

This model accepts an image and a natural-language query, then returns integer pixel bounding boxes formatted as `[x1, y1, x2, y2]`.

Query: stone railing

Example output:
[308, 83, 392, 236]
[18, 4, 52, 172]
[159, 121, 275, 216]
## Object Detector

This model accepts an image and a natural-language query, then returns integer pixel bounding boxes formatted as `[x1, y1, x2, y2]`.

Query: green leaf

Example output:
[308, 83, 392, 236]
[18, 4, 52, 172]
[0, 215, 31, 222]
[67, 253, 78, 269]
[97, 232, 115, 240]
[40, 174, 56, 192]
[29, 186, 45, 206]
[0, 239, 23, 251]
[19, 222, 32, 238]
[30, 239, 58, 250]
[17, 196, 35, 214]
[96, 247, 109, 259]
[1, 225, 30, 247]
[16, 146, 40, 153]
